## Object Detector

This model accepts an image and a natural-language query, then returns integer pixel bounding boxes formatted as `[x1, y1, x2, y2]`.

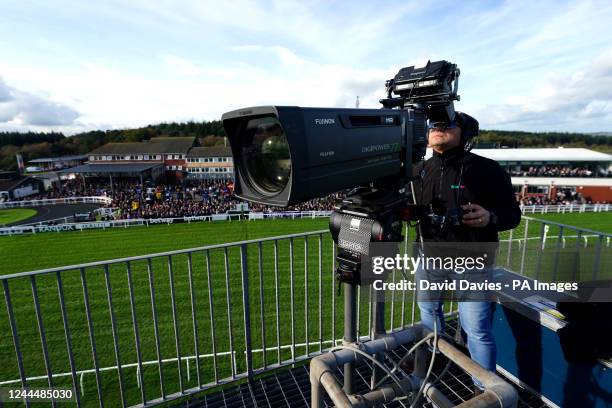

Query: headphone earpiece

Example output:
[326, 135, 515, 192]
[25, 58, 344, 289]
[456, 112, 479, 152]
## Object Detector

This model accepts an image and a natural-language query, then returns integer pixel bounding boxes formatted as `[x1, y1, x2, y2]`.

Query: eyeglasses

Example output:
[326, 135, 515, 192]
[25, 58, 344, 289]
[427, 121, 458, 131]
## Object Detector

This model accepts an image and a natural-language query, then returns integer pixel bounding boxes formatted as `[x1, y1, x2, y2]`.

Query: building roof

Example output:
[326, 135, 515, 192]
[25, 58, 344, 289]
[88, 137, 195, 156]
[0, 177, 37, 192]
[425, 147, 612, 162]
[187, 146, 232, 158]
[27, 155, 88, 164]
[59, 163, 163, 174]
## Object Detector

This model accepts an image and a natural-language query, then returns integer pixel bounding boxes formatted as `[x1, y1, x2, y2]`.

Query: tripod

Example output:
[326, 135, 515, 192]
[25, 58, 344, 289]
[329, 187, 407, 392]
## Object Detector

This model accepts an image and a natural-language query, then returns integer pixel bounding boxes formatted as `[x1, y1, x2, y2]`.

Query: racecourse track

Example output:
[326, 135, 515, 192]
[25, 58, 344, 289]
[5, 203, 102, 226]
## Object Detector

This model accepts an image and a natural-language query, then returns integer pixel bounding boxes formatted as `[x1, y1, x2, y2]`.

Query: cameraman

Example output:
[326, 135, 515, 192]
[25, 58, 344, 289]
[413, 112, 521, 392]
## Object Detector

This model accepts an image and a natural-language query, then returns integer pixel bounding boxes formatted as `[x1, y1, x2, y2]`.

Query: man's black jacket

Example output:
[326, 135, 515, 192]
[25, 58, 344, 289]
[414, 146, 522, 242]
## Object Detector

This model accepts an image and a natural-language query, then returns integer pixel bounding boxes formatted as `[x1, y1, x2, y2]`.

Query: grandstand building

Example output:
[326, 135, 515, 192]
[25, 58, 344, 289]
[25, 154, 88, 172]
[0, 171, 44, 200]
[86, 137, 195, 182]
[185, 146, 233, 180]
[450, 147, 612, 202]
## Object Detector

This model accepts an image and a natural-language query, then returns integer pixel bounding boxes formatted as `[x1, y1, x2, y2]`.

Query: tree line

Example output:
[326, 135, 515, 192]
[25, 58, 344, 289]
[0, 121, 226, 170]
[0, 121, 610, 171]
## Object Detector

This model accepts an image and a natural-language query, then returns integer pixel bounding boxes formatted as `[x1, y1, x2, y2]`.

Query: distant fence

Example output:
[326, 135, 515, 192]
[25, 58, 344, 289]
[0, 196, 112, 209]
[0, 211, 333, 236]
[1, 197, 611, 236]
[520, 203, 611, 214]
[1, 196, 610, 214]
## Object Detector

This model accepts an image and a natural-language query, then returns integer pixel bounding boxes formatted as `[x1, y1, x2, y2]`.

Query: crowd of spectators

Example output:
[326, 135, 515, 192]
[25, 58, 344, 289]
[509, 165, 607, 178]
[14, 177, 608, 220]
[27, 178, 102, 200]
[24, 178, 345, 219]
[516, 189, 591, 206]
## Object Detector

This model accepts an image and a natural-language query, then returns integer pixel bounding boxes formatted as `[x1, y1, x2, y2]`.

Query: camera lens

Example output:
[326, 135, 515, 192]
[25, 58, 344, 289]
[241, 116, 291, 195]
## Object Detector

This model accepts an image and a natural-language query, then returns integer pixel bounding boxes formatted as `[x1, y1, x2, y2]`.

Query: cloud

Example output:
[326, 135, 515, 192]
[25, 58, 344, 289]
[0, 76, 80, 126]
[161, 54, 201, 76]
[231, 45, 308, 67]
[474, 49, 612, 131]
[3, 1, 612, 133]
[0, 77, 14, 102]
[335, 77, 385, 108]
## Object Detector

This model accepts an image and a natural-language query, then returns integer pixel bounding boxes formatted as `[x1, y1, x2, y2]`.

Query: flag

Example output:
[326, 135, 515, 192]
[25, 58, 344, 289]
[16, 154, 24, 172]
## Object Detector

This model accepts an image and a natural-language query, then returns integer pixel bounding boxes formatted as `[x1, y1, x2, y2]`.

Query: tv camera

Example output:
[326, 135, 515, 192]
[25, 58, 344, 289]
[222, 60, 461, 287]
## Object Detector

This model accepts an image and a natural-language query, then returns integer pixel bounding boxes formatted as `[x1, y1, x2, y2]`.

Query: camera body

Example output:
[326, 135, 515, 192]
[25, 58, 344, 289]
[222, 60, 460, 207]
[222, 106, 427, 207]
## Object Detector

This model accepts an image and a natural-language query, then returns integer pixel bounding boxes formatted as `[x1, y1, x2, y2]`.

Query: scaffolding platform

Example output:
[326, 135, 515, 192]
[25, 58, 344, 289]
[179, 320, 550, 408]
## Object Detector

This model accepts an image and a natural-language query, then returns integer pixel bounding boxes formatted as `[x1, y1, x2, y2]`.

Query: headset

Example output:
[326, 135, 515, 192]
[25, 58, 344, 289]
[455, 111, 479, 152]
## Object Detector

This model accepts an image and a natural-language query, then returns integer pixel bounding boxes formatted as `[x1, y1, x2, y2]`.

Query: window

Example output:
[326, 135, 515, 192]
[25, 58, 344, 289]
[144, 155, 149, 160]
[166, 155, 172, 160]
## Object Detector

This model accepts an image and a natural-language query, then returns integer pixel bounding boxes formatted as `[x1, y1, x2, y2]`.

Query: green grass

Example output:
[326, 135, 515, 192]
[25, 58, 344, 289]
[0, 218, 329, 274]
[0, 213, 610, 407]
[0, 218, 344, 408]
[527, 211, 612, 232]
[0, 208, 37, 225]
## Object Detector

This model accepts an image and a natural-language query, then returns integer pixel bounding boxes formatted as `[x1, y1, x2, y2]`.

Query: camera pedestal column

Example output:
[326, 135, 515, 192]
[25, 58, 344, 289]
[371, 291, 386, 387]
[343, 282, 357, 394]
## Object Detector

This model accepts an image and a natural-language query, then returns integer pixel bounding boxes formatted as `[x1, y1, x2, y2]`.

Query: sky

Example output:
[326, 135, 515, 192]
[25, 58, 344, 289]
[1, 0, 612, 135]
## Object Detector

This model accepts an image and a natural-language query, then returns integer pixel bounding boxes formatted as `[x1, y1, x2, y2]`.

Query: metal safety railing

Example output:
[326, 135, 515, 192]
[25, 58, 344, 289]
[0, 228, 425, 408]
[1, 217, 610, 407]
[503, 216, 611, 282]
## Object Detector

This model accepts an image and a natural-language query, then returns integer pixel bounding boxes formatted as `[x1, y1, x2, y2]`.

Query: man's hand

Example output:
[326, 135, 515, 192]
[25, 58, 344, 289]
[461, 203, 490, 228]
